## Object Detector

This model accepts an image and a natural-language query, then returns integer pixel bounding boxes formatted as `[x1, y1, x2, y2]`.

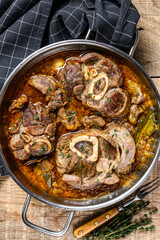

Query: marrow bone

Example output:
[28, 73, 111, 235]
[70, 135, 98, 162]
[87, 73, 109, 100]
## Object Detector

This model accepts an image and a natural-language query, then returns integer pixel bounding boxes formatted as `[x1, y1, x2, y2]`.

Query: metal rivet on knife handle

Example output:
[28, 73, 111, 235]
[78, 230, 83, 235]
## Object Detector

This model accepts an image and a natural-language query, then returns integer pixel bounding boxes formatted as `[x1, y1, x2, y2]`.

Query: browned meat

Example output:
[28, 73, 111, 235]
[100, 88, 130, 118]
[39, 105, 56, 126]
[104, 123, 136, 173]
[56, 128, 123, 189]
[23, 102, 36, 127]
[62, 174, 80, 183]
[56, 124, 136, 189]
[104, 173, 120, 185]
[44, 123, 56, 136]
[59, 57, 83, 95]
[56, 133, 80, 175]
[58, 52, 125, 119]
[73, 52, 128, 118]
[81, 88, 130, 118]
[115, 120, 135, 135]
[29, 74, 59, 98]
[10, 134, 26, 150]
[82, 115, 105, 128]
[25, 124, 46, 136]
[23, 102, 55, 127]
[129, 104, 144, 125]
[98, 137, 119, 167]
[48, 90, 68, 110]
[132, 92, 146, 104]
[10, 101, 57, 161]
[14, 149, 30, 160]
[57, 107, 81, 130]
[81, 52, 123, 88]
[73, 85, 85, 100]
[24, 138, 52, 156]
[9, 95, 28, 112]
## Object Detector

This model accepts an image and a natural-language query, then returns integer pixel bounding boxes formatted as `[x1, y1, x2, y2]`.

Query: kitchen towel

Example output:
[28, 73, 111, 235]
[0, 0, 140, 175]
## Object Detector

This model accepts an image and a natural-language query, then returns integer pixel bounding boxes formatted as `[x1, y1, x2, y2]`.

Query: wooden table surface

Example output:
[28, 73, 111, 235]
[0, 1, 160, 239]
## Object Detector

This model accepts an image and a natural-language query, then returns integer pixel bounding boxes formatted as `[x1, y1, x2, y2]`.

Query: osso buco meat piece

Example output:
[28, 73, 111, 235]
[29, 74, 59, 98]
[68, 52, 129, 118]
[81, 52, 123, 88]
[55, 124, 136, 189]
[9, 102, 56, 160]
[59, 57, 84, 95]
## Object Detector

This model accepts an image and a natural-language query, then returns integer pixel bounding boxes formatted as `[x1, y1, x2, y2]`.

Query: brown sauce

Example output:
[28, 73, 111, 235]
[4, 50, 154, 199]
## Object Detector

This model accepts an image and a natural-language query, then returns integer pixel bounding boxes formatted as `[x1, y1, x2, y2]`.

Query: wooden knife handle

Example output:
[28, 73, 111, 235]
[73, 207, 119, 239]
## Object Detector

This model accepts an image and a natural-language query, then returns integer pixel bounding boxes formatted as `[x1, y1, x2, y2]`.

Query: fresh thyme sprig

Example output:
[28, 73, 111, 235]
[84, 201, 158, 240]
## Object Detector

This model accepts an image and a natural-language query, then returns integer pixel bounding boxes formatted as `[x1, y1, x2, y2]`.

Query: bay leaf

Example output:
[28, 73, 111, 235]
[43, 173, 51, 188]
[134, 108, 155, 146]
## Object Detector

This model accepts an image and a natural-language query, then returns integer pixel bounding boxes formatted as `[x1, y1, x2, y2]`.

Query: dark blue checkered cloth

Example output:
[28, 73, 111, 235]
[0, 0, 140, 175]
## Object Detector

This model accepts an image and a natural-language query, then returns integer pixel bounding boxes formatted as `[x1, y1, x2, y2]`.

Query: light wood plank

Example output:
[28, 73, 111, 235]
[152, 78, 160, 93]
[132, 0, 160, 76]
[133, 0, 160, 16]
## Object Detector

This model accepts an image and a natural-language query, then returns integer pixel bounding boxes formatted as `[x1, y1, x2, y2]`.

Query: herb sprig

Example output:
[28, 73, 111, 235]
[84, 201, 158, 240]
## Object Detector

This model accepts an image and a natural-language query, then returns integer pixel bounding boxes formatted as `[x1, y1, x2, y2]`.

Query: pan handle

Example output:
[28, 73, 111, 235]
[22, 194, 75, 237]
[128, 30, 139, 57]
[85, 28, 139, 57]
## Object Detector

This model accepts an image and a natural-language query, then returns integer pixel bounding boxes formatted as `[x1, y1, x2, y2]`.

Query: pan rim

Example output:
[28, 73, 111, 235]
[0, 39, 160, 211]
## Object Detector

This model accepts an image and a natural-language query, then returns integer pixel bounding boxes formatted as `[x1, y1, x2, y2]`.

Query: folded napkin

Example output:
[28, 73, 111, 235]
[0, 0, 140, 175]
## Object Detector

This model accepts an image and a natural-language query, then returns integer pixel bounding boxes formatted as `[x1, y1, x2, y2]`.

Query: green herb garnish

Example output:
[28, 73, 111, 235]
[48, 85, 52, 91]
[85, 150, 89, 154]
[66, 115, 72, 119]
[59, 149, 65, 157]
[34, 115, 39, 120]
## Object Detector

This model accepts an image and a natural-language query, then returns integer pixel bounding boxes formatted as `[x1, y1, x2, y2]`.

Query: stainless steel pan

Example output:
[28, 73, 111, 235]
[0, 33, 160, 236]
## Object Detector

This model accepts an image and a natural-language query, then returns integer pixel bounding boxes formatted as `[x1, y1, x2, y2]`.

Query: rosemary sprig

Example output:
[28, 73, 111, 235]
[84, 201, 158, 240]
